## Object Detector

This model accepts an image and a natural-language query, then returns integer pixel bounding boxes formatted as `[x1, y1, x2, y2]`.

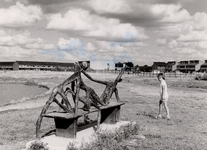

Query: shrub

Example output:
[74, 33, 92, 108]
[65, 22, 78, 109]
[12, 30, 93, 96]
[24, 81, 38, 86]
[195, 73, 207, 80]
[203, 73, 207, 80]
[67, 122, 139, 150]
[24, 81, 50, 89]
[27, 140, 49, 150]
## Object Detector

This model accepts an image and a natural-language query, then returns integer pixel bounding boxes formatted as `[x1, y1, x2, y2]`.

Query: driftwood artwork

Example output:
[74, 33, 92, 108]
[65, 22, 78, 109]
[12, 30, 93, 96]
[36, 63, 83, 138]
[36, 62, 127, 139]
[82, 66, 126, 105]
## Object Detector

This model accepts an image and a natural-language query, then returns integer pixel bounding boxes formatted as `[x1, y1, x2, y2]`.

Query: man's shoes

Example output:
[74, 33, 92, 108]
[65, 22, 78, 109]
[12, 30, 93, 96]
[166, 115, 171, 120]
[156, 114, 163, 119]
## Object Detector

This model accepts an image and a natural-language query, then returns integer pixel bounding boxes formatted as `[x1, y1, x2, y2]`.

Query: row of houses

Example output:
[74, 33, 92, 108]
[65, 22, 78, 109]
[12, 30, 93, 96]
[1, 60, 207, 73]
[0, 61, 90, 71]
[151, 60, 207, 73]
[116, 60, 207, 73]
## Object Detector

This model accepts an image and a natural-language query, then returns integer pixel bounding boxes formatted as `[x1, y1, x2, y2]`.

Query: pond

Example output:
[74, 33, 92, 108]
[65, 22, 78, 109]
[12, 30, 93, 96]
[0, 83, 48, 106]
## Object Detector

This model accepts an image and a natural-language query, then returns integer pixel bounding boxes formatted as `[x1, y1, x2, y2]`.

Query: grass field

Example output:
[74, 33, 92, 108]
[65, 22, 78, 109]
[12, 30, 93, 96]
[0, 71, 207, 150]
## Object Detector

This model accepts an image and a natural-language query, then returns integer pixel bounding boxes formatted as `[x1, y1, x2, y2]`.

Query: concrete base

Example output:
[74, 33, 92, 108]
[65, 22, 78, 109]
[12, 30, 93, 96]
[26, 121, 136, 150]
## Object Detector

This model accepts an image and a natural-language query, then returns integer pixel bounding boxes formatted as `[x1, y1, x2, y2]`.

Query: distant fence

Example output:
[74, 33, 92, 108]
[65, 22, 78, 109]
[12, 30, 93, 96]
[94, 70, 199, 78]
[134, 72, 199, 78]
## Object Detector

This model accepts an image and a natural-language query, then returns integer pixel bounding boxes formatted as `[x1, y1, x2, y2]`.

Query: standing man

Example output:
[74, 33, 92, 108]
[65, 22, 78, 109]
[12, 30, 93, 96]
[157, 73, 170, 120]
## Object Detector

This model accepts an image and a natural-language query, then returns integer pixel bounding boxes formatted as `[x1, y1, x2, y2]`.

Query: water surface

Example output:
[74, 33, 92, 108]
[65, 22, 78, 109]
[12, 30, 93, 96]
[0, 83, 48, 106]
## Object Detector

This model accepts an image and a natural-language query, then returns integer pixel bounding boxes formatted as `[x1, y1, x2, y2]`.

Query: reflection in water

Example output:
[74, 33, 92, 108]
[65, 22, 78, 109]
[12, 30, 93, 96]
[0, 83, 48, 106]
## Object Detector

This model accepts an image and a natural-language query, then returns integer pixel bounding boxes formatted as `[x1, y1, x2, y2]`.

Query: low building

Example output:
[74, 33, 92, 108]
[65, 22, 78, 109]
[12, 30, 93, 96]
[115, 62, 134, 72]
[0, 61, 74, 71]
[134, 65, 139, 73]
[177, 60, 203, 73]
[152, 62, 166, 73]
[172, 62, 179, 72]
[177, 61, 188, 72]
[139, 65, 152, 72]
[78, 61, 91, 68]
[0, 62, 15, 70]
[165, 61, 175, 72]
[13, 61, 74, 71]
[124, 62, 134, 73]
[115, 62, 124, 71]
[165, 61, 178, 72]
[200, 60, 207, 72]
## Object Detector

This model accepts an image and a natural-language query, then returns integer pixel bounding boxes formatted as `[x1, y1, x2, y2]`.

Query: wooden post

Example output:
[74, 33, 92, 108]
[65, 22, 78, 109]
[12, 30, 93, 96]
[100, 103, 124, 124]
[43, 112, 81, 138]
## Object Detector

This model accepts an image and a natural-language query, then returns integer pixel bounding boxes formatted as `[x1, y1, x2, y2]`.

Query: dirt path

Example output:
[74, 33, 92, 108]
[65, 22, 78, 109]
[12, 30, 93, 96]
[0, 96, 48, 112]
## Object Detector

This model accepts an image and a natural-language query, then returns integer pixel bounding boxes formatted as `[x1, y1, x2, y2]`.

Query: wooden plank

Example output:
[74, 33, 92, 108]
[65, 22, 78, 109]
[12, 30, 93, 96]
[43, 112, 81, 119]
[80, 102, 125, 112]
[101, 105, 121, 124]
[43, 102, 125, 119]
[100, 102, 125, 110]
[54, 118, 78, 138]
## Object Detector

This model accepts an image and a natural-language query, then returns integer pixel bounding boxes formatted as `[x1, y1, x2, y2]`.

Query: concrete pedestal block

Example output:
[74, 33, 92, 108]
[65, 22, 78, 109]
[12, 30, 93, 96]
[26, 121, 136, 150]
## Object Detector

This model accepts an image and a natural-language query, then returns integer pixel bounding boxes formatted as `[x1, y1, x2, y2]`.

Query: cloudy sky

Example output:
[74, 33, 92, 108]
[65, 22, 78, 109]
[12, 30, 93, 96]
[0, 0, 207, 69]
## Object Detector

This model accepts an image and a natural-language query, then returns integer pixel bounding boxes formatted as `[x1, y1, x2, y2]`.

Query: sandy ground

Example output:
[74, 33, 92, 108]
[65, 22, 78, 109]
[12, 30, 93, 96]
[0, 71, 207, 149]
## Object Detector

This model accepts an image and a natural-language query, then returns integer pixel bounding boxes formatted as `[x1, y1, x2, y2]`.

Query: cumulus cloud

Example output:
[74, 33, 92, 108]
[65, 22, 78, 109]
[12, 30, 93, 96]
[0, 30, 7, 36]
[95, 40, 145, 54]
[55, 37, 145, 63]
[168, 39, 179, 49]
[0, 46, 45, 61]
[85, 23, 148, 42]
[0, 30, 55, 50]
[157, 38, 167, 46]
[0, 44, 80, 62]
[0, 2, 42, 27]
[57, 37, 84, 51]
[177, 31, 207, 42]
[151, 4, 191, 22]
[89, 0, 131, 14]
[25, 43, 55, 50]
[155, 6, 207, 60]
[191, 12, 207, 30]
[46, 9, 92, 30]
[27, 0, 70, 5]
[85, 42, 97, 51]
[4, 0, 13, 2]
[156, 7, 207, 39]
[54, 50, 80, 62]
[88, 51, 133, 63]
[56, 37, 93, 60]
[56, 37, 140, 62]
[172, 47, 196, 54]
[46, 8, 148, 42]
[194, 16, 207, 30]
[26, 0, 83, 13]
[196, 41, 207, 49]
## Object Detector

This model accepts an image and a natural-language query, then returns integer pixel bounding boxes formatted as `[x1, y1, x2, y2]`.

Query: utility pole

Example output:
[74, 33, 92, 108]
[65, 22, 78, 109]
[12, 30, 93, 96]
[107, 63, 110, 71]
